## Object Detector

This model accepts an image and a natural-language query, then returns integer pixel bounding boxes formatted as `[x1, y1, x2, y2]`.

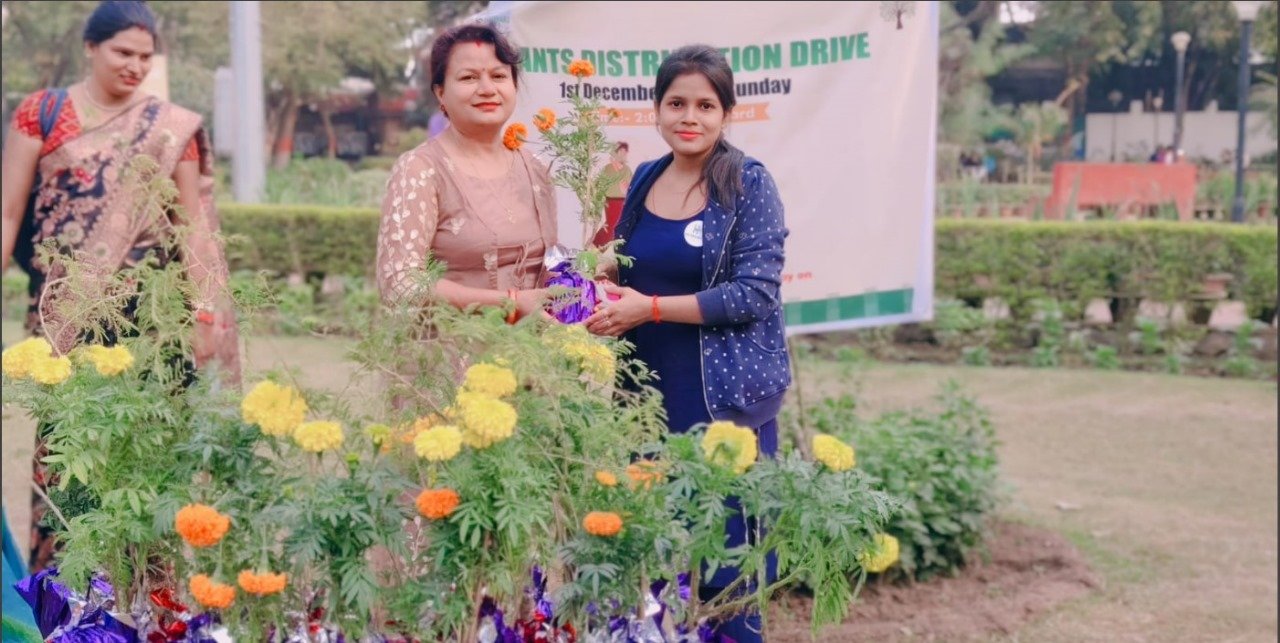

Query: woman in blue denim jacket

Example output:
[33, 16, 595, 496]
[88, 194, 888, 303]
[584, 44, 789, 643]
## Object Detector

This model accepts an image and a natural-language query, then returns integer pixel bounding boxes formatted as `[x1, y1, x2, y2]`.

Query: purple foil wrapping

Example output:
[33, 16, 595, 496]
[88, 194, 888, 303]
[14, 568, 137, 643]
[544, 260, 600, 325]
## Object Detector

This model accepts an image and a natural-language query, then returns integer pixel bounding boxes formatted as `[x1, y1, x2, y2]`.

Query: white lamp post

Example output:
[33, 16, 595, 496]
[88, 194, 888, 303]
[1171, 31, 1191, 157]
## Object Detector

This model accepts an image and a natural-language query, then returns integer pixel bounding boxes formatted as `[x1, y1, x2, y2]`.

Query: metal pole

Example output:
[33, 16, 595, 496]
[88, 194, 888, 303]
[1231, 19, 1253, 223]
[1111, 113, 1118, 161]
[1173, 48, 1187, 153]
[230, 1, 266, 204]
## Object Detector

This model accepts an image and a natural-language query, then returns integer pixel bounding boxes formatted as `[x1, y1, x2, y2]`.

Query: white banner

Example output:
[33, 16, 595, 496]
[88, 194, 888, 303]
[488, 0, 938, 333]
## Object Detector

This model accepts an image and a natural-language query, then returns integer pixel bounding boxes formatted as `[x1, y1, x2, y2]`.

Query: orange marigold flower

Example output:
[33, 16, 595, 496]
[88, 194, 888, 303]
[416, 488, 460, 520]
[567, 59, 595, 78]
[189, 574, 235, 609]
[174, 504, 231, 548]
[237, 569, 288, 596]
[503, 123, 528, 150]
[594, 470, 618, 487]
[625, 460, 664, 490]
[533, 108, 556, 132]
[583, 511, 623, 537]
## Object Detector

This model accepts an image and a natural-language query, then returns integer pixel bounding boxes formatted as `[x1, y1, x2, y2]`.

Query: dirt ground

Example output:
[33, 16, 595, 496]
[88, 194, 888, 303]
[766, 520, 1099, 642]
[3, 326, 1276, 642]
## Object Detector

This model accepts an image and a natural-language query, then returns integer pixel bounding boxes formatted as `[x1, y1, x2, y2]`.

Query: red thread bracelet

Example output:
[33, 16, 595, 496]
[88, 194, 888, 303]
[651, 295, 661, 323]
[506, 289, 519, 324]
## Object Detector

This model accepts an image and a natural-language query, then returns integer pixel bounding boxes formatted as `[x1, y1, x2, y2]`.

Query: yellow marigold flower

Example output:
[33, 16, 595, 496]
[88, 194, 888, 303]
[625, 460, 664, 490]
[83, 345, 134, 376]
[582, 511, 622, 537]
[812, 434, 856, 472]
[241, 381, 308, 437]
[533, 107, 556, 132]
[455, 391, 517, 449]
[189, 574, 235, 609]
[564, 341, 615, 384]
[29, 354, 73, 385]
[594, 471, 618, 487]
[414, 425, 463, 462]
[237, 569, 288, 596]
[859, 533, 901, 574]
[2, 337, 52, 379]
[701, 421, 758, 475]
[503, 122, 527, 150]
[416, 488, 460, 520]
[175, 504, 231, 548]
[462, 363, 518, 399]
[293, 421, 344, 453]
[567, 59, 595, 78]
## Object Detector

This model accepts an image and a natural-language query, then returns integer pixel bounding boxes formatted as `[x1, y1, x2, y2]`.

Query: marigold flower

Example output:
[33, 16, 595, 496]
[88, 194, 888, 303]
[462, 363, 518, 399]
[563, 341, 616, 384]
[625, 460, 664, 490]
[859, 533, 901, 574]
[293, 421, 344, 453]
[812, 434, 856, 472]
[455, 391, 518, 449]
[237, 569, 288, 596]
[594, 471, 618, 487]
[414, 425, 463, 462]
[82, 345, 134, 376]
[582, 511, 622, 537]
[567, 59, 595, 78]
[533, 108, 557, 132]
[189, 574, 235, 609]
[241, 381, 308, 437]
[503, 123, 528, 150]
[416, 488, 460, 520]
[2, 337, 53, 379]
[29, 354, 73, 385]
[175, 504, 231, 548]
[701, 421, 758, 475]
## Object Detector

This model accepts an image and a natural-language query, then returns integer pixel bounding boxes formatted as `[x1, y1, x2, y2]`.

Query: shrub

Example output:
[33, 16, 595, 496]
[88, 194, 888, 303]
[936, 220, 1277, 322]
[784, 383, 1004, 581]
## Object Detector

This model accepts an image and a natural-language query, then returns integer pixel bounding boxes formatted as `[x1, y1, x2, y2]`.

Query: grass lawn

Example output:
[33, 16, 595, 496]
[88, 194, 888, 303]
[3, 323, 1275, 641]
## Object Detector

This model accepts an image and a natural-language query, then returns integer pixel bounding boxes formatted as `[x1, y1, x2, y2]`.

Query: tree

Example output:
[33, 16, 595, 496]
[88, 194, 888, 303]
[260, 1, 431, 167]
[1027, 0, 1161, 122]
[880, 1, 917, 30]
[938, 1, 1032, 146]
[1003, 101, 1068, 183]
[1, 0, 97, 95]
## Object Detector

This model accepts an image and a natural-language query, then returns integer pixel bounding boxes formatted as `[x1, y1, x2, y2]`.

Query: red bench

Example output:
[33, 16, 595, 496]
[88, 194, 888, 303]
[1046, 162, 1197, 220]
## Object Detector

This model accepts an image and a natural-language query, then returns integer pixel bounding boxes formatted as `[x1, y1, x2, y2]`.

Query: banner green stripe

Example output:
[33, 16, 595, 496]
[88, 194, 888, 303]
[784, 289, 914, 325]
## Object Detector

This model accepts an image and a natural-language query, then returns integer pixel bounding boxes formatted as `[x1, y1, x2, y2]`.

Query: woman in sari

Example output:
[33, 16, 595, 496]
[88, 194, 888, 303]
[0, 0, 241, 573]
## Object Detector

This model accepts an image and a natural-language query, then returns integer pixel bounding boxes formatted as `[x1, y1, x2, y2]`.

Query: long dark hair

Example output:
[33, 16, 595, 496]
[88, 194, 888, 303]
[83, 0, 157, 46]
[429, 22, 523, 93]
[653, 44, 745, 205]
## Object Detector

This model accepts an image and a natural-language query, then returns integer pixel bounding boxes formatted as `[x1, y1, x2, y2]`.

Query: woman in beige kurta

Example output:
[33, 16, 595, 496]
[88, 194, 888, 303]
[376, 23, 556, 318]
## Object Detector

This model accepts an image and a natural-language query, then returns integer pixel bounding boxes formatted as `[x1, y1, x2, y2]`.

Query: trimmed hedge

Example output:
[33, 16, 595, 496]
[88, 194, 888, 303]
[219, 204, 1278, 322]
[936, 220, 1278, 321]
[221, 203, 380, 277]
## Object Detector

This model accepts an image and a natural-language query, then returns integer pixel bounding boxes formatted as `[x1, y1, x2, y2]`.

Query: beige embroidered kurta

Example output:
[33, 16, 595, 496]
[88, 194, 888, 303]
[376, 138, 558, 306]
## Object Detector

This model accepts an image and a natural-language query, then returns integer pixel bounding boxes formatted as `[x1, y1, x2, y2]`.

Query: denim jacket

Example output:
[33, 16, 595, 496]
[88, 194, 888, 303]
[615, 153, 791, 424]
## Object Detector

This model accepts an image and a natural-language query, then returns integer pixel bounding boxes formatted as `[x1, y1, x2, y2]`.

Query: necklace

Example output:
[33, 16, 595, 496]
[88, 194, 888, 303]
[79, 83, 134, 121]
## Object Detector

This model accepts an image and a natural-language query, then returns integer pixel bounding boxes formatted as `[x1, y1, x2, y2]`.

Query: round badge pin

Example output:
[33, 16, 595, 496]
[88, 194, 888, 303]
[683, 220, 704, 247]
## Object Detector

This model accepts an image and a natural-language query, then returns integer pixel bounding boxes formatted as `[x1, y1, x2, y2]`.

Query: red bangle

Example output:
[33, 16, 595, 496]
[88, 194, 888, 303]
[651, 295, 661, 323]
[506, 289, 519, 324]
